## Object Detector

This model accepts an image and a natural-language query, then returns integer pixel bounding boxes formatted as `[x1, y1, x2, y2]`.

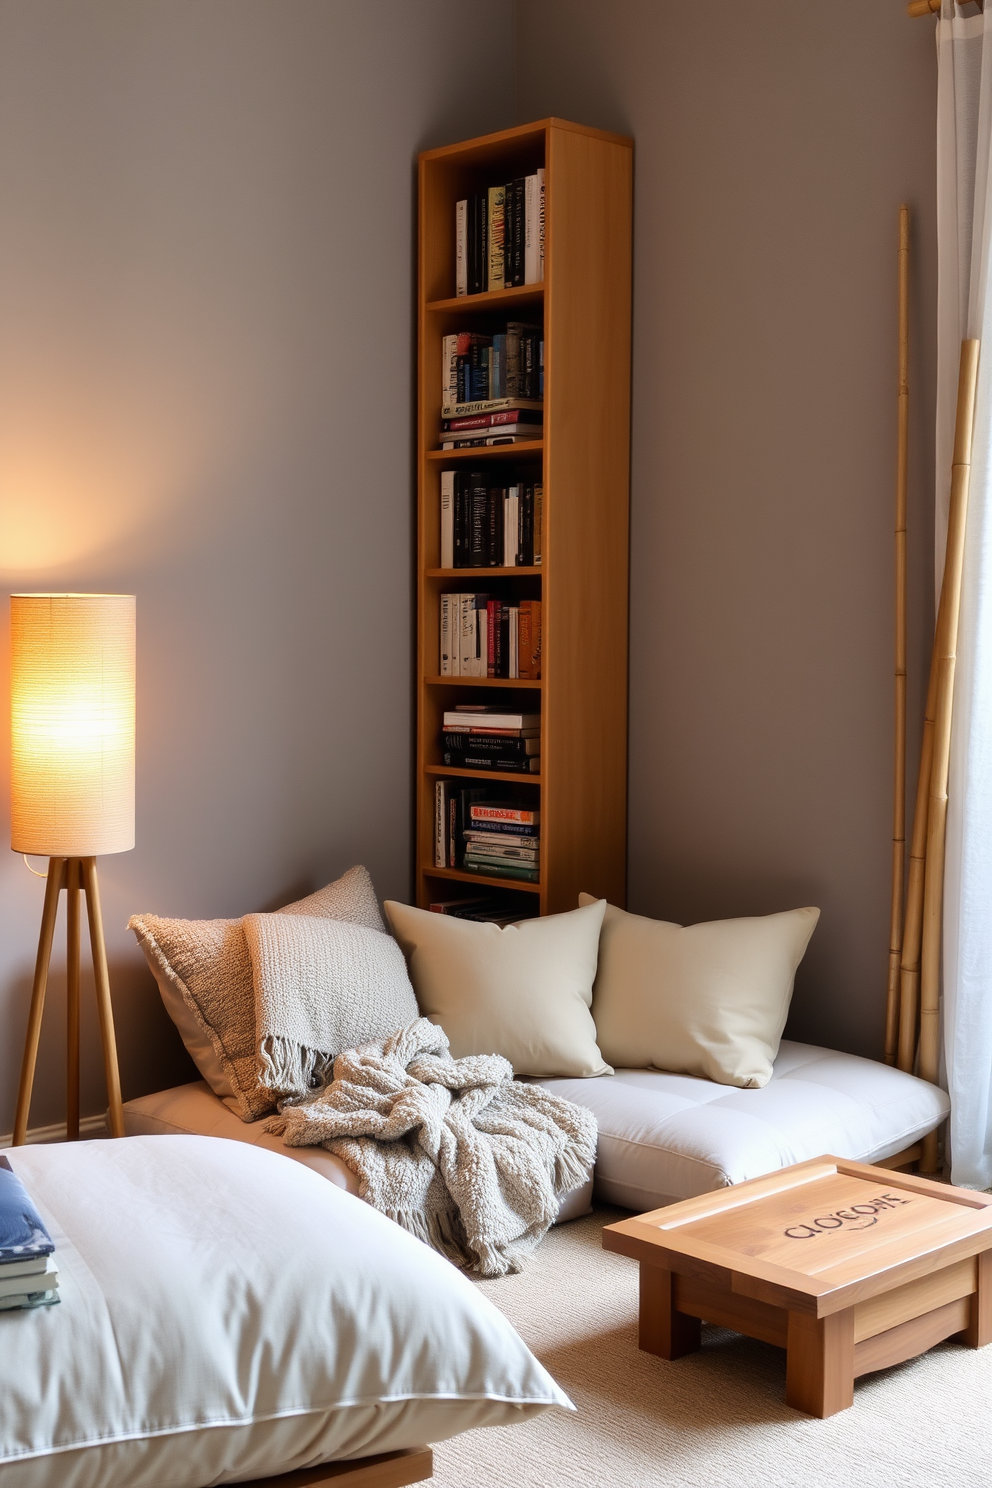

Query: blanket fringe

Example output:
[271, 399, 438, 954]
[386, 1206, 470, 1267]
[257, 1035, 334, 1105]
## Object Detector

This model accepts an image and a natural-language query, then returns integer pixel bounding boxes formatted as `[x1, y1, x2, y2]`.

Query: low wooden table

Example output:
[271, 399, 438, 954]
[603, 1156, 992, 1417]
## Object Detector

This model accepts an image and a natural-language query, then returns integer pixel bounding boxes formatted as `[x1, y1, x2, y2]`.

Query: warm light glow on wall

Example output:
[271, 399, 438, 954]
[10, 594, 136, 857]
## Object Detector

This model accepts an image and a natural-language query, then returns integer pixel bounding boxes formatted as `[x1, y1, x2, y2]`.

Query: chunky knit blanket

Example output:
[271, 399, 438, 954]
[264, 1018, 597, 1277]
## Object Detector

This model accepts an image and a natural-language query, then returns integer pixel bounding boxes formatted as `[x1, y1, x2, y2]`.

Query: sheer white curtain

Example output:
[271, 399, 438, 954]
[938, 1, 992, 1188]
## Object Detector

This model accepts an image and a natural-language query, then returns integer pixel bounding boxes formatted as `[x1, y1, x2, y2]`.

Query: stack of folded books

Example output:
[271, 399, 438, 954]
[440, 405, 544, 449]
[442, 706, 540, 773]
[0, 1156, 59, 1311]
[463, 799, 540, 883]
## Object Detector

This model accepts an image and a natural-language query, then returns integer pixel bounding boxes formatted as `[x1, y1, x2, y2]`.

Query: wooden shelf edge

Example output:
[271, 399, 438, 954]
[426, 441, 543, 462]
[422, 865, 541, 893]
[427, 284, 544, 314]
[417, 116, 632, 165]
[424, 675, 542, 688]
[426, 567, 542, 578]
[424, 764, 542, 785]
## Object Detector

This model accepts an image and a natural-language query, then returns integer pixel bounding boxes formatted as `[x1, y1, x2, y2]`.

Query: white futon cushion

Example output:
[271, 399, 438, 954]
[0, 1136, 571, 1488]
[122, 1080, 595, 1224]
[537, 1040, 950, 1211]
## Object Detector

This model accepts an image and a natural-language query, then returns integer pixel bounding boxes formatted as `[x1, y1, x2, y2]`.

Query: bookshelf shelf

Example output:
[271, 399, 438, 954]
[424, 763, 542, 786]
[417, 118, 632, 917]
[427, 284, 544, 315]
[426, 567, 541, 578]
[423, 675, 542, 689]
[423, 865, 542, 895]
[426, 442, 543, 463]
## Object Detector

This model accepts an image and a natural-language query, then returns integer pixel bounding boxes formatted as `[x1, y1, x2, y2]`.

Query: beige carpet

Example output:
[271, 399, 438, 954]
[431, 1206, 992, 1488]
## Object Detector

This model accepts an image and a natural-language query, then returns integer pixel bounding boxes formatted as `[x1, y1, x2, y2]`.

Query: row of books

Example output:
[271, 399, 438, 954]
[440, 471, 542, 568]
[0, 1158, 59, 1312]
[456, 171, 545, 296]
[434, 776, 540, 884]
[428, 895, 538, 926]
[442, 325, 543, 411]
[440, 596, 541, 679]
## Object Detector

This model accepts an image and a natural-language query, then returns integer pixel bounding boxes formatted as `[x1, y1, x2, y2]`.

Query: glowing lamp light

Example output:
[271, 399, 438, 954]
[10, 594, 135, 857]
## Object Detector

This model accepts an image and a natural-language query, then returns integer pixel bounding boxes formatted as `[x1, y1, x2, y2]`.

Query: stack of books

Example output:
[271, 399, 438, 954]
[0, 1157, 59, 1312]
[442, 705, 540, 774]
[439, 596, 541, 679]
[456, 170, 545, 296]
[440, 470, 542, 568]
[464, 800, 540, 883]
[440, 406, 543, 450]
[441, 323, 543, 424]
[428, 895, 538, 925]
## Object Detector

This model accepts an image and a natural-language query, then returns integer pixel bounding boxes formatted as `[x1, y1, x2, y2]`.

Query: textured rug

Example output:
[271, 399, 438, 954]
[431, 1205, 992, 1488]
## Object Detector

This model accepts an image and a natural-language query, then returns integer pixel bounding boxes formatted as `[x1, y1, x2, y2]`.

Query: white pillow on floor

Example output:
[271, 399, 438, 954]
[579, 894, 819, 1089]
[384, 898, 611, 1078]
[0, 1137, 571, 1488]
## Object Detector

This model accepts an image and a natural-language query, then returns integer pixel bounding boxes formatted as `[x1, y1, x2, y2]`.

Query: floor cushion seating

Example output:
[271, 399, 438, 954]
[123, 1038, 947, 1224]
[0, 1136, 570, 1488]
[535, 1039, 951, 1211]
[122, 1081, 597, 1222]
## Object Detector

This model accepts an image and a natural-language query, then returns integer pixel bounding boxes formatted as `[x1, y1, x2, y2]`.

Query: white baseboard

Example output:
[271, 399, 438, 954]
[0, 1113, 108, 1149]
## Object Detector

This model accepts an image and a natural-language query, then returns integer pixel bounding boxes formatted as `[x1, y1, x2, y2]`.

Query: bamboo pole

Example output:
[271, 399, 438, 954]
[919, 338, 980, 1171]
[908, 1, 941, 17]
[886, 205, 911, 1066]
[898, 643, 937, 1071]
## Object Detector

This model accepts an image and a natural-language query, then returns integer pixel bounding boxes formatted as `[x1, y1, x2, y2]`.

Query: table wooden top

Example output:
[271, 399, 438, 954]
[604, 1157, 992, 1317]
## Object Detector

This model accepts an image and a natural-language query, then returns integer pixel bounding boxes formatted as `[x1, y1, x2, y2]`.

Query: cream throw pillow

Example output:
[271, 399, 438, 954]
[578, 894, 820, 1089]
[130, 866, 386, 1121]
[383, 898, 611, 1079]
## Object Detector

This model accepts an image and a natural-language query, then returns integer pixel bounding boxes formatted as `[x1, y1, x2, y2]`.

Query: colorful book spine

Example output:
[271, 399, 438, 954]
[517, 600, 542, 680]
[487, 185, 505, 291]
[434, 780, 450, 866]
[524, 170, 545, 284]
[471, 803, 539, 825]
[455, 200, 468, 297]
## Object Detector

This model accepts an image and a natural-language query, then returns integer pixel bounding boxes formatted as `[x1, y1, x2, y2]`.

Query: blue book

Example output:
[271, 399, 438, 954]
[0, 1157, 55, 1265]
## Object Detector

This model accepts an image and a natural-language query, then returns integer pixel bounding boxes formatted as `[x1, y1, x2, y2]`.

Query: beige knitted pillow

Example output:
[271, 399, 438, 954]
[129, 866, 386, 1121]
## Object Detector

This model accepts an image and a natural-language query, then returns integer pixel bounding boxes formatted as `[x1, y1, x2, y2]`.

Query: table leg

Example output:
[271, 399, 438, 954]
[638, 1265, 701, 1360]
[785, 1308, 854, 1417]
[964, 1250, 992, 1348]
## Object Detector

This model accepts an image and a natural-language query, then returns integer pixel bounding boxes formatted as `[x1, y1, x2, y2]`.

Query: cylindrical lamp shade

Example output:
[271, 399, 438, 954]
[10, 594, 135, 857]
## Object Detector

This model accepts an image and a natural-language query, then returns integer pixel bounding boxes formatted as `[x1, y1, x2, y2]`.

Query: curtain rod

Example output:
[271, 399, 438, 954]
[909, 1, 985, 15]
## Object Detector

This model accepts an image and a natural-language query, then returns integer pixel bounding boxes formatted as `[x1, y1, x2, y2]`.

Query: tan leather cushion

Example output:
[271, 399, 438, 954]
[580, 895, 820, 1089]
[383, 898, 611, 1079]
[122, 1079, 360, 1192]
[129, 866, 385, 1121]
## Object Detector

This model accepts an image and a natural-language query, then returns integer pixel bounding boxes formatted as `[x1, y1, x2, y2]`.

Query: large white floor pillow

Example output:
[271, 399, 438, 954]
[0, 1136, 571, 1488]
[537, 1041, 950, 1211]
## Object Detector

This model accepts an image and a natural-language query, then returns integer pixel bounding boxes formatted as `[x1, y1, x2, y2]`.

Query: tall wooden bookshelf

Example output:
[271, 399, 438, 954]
[416, 119, 632, 917]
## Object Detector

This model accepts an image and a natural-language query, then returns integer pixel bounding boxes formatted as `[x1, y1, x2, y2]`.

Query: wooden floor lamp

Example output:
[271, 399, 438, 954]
[10, 594, 134, 1148]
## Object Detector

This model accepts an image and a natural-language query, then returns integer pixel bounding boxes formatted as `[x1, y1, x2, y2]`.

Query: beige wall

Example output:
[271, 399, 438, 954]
[514, 1, 939, 1056]
[0, 0, 514, 1132]
[0, 1, 943, 1134]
